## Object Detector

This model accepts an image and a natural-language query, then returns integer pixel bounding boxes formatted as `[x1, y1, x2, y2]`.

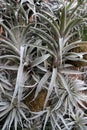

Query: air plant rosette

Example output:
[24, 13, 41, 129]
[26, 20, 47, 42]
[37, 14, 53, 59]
[0, 0, 87, 130]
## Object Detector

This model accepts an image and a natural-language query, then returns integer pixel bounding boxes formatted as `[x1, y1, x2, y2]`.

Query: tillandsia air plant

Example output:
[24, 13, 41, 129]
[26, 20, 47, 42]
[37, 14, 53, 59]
[0, 0, 87, 130]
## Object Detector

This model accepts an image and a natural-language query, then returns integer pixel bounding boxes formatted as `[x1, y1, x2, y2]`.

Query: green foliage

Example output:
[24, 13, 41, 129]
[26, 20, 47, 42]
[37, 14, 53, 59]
[0, 0, 87, 130]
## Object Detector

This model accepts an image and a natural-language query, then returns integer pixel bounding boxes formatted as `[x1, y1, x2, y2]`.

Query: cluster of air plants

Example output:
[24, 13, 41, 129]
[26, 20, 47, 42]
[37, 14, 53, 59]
[0, 0, 87, 130]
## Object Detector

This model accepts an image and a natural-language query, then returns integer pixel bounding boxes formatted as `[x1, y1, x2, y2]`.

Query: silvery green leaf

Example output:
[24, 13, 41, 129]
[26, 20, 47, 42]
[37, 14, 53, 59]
[0, 65, 18, 70]
[59, 37, 64, 64]
[30, 27, 57, 49]
[53, 91, 66, 111]
[44, 68, 57, 107]
[18, 108, 28, 122]
[28, 43, 55, 57]
[2, 112, 12, 130]
[64, 18, 83, 37]
[0, 105, 12, 118]
[31, 74, 39, 83]
[63, 40, 82, 53]
[14, 115, 18, 130]
[0, 18, 3, 22]
[64, 32, 77, 44]
[0, 84, 5, 93]
[20, 102, 29, 110]
[34, 71, 51, 99]
[31, 54, 50, 67]
[78, 86, 87, 91]
[58, 113, 69, 130]
[77, 93, 87, 100]
[0, 22, 17, 44]
[60, 6, 66, 36]
[58, 73, 71, 96]
[12, 46, 25, 103]
[0, 55, 19, 60]
[36, 33, 56, 52]
[66, 52, 87, 59]
[60, 69, 85, 75]
[9, 109, 16, 129]
[37, 65, 47, 72]
[0, 38, 20, 56]
[1, 83, 12, 91]
[43, 108, 50, 130]
[51, 117, 56, 130]
[51, 113, 62, 130]
[25, 82, 37, 88]
[66, 57, 87, 63]
[29, 110, 47, 120]
[37, 12, 60, 37]
[0, 104, 9, 112]
[17, 110, 23, 129]
[20, 5, 29, 23]
[67, 1, 82, 22]
[0, 102, 9, 106]
[21, 0, 34, 5]
[76, 98, 87, 110]
[0, 78, 12, 87]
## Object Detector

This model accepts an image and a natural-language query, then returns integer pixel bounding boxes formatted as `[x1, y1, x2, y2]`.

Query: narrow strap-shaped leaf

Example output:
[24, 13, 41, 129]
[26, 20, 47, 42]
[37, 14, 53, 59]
[66, 56, 87, 63]
[58, 73, 71, 96]
[63, 32, 77, 45]
[60, 6, 66, 36]
[0, 105, 12, 118]
[37, 12, 60, 35]
[30, 27, 58, 49]
[31, 54, 50, 67]
[12, 46, 25, 103]
[2, 112, 12, 130]
[29, 110, 46, 120]
[51, 113, 62, 130]
[17, 110, 23, 129]
[34, 71, 51, 99]
[0, 22, 17, 44]
[67, 1, 82, 24]
[21, 23, 34, 38]
[66, 51, 87, 59]
[0, 39, 20, 56]
[9, 109, 16, 129]
[76, 98, 87, 110]
[53, 91, 66, 111]
[0, 55, 19, 60]
[28, 42, 56, 57]
[59, 37, 63, 65]
[58, 113, 70, 130]
[60, 69, 85, 75]
[63, 40, 87, 53]
[20, 5, 28, 23]
[66, 0, 74, 11]
[0, 102, 9, 106]
[37, 65, 47, 72]
[37, 12, 60, 37]
[43, 109, 50, 130]
[0, 103, 9, 112]
[36, 33, 56, 52]
[64, 18, 83, 37]
[21, 0, 34, 5]
[14, 114, 18, 130]
[18, 108, 28, 122]
[0, 65, 18, 70]
[44, 68, 57, 107]
[0, 77, 12, 87]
